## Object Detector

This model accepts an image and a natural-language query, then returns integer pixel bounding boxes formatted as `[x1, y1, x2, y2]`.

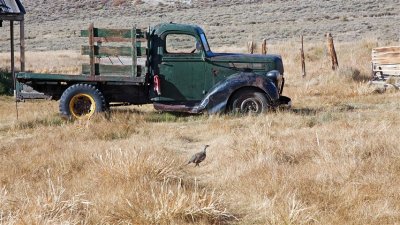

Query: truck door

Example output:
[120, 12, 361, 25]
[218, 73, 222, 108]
[158, 33, 206, 102]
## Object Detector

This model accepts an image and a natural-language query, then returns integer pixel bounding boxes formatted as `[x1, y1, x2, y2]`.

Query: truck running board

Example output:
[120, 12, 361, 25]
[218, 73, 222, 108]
[153, 102, 200, 114]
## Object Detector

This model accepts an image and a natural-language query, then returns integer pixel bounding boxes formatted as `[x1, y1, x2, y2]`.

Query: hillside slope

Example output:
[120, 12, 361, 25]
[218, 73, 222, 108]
[0, 0, 399, 51]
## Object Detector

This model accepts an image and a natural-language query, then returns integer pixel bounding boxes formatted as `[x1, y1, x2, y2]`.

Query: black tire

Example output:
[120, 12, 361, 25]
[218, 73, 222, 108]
[59, 84, 106, 120]
[228, 89, 271, 114]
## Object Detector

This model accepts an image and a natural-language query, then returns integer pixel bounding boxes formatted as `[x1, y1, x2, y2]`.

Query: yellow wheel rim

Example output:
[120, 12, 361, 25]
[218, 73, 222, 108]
[69, 94, 96, 119]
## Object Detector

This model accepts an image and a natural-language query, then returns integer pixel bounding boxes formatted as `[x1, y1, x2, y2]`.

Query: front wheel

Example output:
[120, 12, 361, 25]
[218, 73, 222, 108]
[228, 89, 271, 114]
[59, 84, 106, 120]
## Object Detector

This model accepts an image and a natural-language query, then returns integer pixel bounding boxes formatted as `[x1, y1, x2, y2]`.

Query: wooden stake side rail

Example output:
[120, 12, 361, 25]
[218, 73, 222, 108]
[80, 28, 147, 39]
[81, 64, 143, 76]
[81, 23, 149, 78]
[81, 46, 147, 57]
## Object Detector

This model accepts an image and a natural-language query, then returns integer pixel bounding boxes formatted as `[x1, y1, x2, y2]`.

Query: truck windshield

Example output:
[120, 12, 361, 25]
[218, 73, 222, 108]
[200, 33, 211, 52]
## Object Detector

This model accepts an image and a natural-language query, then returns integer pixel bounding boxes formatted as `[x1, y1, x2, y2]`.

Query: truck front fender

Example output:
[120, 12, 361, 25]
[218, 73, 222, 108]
[192, 72, 279, 114]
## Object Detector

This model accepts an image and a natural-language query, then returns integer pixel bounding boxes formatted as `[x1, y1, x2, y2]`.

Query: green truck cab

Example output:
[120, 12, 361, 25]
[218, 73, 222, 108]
[16, 23, 291, 119]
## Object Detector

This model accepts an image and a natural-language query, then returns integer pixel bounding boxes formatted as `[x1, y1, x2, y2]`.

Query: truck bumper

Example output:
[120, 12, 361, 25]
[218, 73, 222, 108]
[277, 95, 291, 108]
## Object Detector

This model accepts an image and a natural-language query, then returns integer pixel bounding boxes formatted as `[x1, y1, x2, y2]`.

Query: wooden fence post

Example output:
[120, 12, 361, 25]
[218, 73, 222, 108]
[247, 41, 255, 54]
[261, 39, 267, 55]
[10, 20, 15, 92]
[326, 33, 338, 70]
[20, 20, 25, 72]
[300, 35, 306, 77]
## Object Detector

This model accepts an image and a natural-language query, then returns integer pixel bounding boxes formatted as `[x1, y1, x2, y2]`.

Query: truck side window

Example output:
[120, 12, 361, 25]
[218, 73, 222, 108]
[166, 34, 199, 54]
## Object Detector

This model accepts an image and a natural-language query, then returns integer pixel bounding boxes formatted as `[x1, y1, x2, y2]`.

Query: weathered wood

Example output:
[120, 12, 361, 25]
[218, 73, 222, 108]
[373, 64, 400, 76]
[132, 26, 137, 77]
[82, 64, 143, 76]
[88, 23, 95, 76]
[372, 47, 400, 64]
[300, 35, 306, 78]
[81, 46, 147, 57]
[10, 20, 15, 87]
[0, 14, 24, 21]
[80, 28, 146, 39]
[19, 19, 25, 72]
[326, 33, 338, 70]
[372, 46, 400, 77]
[261, 39, 267, 55]
[91, 37, 146, 43]
[247, 41, 255, 54]
[372, 46, 400, 53]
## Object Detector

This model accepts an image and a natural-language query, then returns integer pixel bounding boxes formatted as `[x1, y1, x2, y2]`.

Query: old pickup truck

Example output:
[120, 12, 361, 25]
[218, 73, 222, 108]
[16, 23, 291, 119]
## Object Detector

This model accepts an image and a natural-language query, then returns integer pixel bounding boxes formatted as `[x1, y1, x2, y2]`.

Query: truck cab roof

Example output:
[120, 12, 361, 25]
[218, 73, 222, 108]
[152, 23, 205, 36]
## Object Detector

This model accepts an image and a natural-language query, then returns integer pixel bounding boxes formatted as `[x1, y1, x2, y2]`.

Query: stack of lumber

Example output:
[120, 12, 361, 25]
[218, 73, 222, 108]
[372, 46, 400, 77]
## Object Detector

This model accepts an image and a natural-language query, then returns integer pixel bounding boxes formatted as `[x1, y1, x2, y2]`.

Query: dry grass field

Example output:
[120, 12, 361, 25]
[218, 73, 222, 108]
[1, 37, 400, 224]
[1, 0, 400, 224]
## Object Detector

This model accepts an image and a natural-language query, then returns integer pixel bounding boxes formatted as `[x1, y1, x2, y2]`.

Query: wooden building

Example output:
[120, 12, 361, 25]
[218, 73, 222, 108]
[1, 0, 26, 89]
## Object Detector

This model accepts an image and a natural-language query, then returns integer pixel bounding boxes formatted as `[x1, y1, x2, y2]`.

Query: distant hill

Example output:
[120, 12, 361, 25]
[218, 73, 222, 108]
[0, 0, 398, 51]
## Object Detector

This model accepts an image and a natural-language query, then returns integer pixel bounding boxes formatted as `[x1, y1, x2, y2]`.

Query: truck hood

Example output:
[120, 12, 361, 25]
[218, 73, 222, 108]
[207, 52, 284, 74]
[208, 52, 281, 62]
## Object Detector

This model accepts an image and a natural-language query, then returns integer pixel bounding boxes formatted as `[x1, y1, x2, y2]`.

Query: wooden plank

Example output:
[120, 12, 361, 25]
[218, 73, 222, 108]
[88, 23, 95, 76]
[374, 64, 400, 69]
[19, 19, 25, 72]
[373, 63, 400, 76]
[81, 46, 147, 57]
[91, 37, 146, 43]
[132, 26, 137, 77]
[82, 64, 143, 76]
[10, 20, 15, 90]
[0, 14, 24, 21]
[372, 52, 400, 64]
[372, 46, 400, 53]
[81, 28, 146, 39]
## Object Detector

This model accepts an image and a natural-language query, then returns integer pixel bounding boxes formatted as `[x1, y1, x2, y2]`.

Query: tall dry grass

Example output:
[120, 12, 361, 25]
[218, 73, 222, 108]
[1, 39, 400, 224]
[0, 50, 86, 75]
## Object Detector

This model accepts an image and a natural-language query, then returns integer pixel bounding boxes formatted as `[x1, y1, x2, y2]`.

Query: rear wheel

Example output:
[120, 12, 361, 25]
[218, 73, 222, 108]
[229, 89, 271, 114]
[59, 84, 106, 120]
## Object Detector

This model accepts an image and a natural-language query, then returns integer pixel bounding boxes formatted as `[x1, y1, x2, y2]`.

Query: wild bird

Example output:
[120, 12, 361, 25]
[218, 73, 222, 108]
[188, 145, 209, 167]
